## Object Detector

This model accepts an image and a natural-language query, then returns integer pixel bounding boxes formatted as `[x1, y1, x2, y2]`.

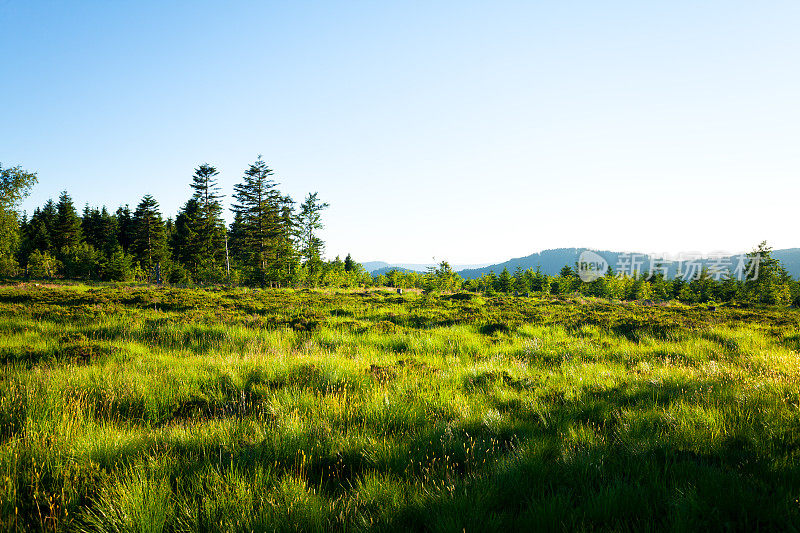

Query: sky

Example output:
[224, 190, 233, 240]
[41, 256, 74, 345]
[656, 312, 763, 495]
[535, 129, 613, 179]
[2, 1, 799, 264]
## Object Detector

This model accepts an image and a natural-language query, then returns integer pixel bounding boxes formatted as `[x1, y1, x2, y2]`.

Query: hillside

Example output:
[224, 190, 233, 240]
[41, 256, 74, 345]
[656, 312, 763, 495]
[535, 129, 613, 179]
[363, 262, 491, 275]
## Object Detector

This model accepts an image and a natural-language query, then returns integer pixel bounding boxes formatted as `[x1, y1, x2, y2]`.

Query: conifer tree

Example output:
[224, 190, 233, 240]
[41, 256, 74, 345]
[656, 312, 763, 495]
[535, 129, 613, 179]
[513, 266, 528, 293]
[231, 156, 290, 285]
[25, 209, 52, 253]
[171, 198, 201, 272]
[742, 241, 788, 305]
[81, 206, 119, 255]
[498, 267, 513, 293]
[274, 195, 297, 283]
[344, 253, 356, 272]
[97, 207, 120, 256]
[226, 211, 247, 263]
[53, 191, 83, 252]
[296, 192, 329, 263]
[116, 205, 135, 253]
[189, 164, 226, 268]
[132, 195, 166, 279]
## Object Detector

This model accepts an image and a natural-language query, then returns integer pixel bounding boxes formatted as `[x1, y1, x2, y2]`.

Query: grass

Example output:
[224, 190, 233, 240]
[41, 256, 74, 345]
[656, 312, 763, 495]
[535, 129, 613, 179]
[1, 282, 800, 531]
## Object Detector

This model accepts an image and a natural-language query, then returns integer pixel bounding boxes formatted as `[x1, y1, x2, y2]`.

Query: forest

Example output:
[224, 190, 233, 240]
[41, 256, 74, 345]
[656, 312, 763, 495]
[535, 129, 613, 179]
[2, 159, 355, 287]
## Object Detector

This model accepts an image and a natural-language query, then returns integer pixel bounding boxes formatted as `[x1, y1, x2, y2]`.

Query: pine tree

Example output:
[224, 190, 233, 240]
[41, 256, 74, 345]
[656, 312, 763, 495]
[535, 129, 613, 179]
[25, 208, 52, 253]
[273, 196, 298, 284]
[344, 253, 356, 272]
[39, 200, 58, 240]
[81, 204, 93, 240]
[513, 266, 528, 293]
[81, 205, 116, 254]
[132, 195, 167, 280]
[189, 164, 226, 269]
[116, 205, 135, 253]
[231, 156, 292, 286]
[742, 241, 788, 305]
[498, 267, 513, 293]
[296, 192, 329, 263]
[96, 207, 120, 256]
[103, 246, 134, 282]
[227, 211, 247, 263]
[53, 191, 83, 252]
[171, 198, 201, 272]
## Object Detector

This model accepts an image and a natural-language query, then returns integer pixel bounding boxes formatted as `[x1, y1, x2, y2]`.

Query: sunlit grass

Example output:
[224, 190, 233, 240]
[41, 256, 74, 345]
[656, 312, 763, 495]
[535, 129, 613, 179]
[0, 283, 799, 530]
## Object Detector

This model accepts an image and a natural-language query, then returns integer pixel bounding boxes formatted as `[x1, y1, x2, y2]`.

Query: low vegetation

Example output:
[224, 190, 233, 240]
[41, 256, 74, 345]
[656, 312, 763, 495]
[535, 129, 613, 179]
[2, 282, 800, 531]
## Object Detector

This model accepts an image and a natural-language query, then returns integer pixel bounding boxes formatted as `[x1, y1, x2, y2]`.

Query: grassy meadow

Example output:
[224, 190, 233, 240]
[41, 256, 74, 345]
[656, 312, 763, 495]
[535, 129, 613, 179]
[1, 282, 800, 531]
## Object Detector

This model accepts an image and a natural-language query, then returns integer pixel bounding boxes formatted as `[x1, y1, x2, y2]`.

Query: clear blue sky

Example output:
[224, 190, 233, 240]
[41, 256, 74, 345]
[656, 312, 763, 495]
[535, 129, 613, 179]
[2, 1, 799, 264]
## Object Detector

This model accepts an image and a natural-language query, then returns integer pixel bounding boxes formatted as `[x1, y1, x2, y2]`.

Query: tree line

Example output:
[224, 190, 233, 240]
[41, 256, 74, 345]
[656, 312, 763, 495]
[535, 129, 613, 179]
[381, 246, 800, 306]
[1, 158, 372, 287]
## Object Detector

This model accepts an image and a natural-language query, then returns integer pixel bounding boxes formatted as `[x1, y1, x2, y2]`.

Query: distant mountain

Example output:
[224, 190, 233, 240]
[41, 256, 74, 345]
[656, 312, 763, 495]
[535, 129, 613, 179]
[457, 248, 620, 279]
[773, 249, 800, 277]
[370, 266, 424, 277]
[362, 249, 800, 280]
[361, 261, 392, 272]
[362, 261, 491, 274]
[456, 248, 800, 280]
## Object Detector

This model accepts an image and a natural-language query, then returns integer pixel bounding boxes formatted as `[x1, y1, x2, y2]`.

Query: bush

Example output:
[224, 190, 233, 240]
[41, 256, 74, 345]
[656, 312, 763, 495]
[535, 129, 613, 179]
[678, 286, 699, 304]
[103, 248, 135, 281]
[61, 243, 102, 279]
[0, 255, 19, 277]
[167, 262, 191, 285]
[27, 249, 59, 278]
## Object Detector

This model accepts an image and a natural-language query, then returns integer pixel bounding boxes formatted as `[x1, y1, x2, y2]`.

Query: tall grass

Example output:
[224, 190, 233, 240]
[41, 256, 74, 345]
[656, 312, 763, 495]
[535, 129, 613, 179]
[0, 283, 799, 530]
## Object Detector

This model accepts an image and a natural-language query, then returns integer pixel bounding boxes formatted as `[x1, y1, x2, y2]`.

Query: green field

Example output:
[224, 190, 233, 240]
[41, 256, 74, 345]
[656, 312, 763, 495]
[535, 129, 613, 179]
[2, 283, 800, 531]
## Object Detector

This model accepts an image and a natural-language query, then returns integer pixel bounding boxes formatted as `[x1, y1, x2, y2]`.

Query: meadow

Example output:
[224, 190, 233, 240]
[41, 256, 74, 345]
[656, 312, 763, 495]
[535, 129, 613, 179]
[1, 282, 800, 531]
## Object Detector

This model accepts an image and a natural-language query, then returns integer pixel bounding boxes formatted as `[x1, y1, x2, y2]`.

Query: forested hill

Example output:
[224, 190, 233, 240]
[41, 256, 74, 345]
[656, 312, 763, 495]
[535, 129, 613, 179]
[370, 266, 426, 277]
[364, 262, 491, 275]
[456, 248, 800, 279]
[775, 249, 800, 278]
[457, 249, 621, 279]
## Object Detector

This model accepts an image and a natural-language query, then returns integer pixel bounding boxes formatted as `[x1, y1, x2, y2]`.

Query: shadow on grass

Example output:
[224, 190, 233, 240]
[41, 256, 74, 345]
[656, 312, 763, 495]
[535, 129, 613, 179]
[73, 376, 800, 531]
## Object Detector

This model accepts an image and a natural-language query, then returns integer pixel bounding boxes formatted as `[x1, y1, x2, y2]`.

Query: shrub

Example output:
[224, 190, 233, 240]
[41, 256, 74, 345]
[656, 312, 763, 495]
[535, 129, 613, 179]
[27, 249, 59, 278]
[102, 248, 135, 282]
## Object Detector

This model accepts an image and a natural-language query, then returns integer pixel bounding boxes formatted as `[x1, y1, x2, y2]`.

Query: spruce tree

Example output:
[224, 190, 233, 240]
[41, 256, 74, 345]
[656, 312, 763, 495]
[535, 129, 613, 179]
[274, 195, 297, 284]
[189, 163, 226, 268]
[171, 198, 201, 272]
[498, 267, 513, 293]
[17, 199, 55, 272]
[226, 211, 247, 263]
[116, 205, 135, 253]
[26, 208, 52, 252]
[344, 253, 356, 272]
[81, 204, 94, 241]
[53, 191, 83, 252]
[513, 266, 528, 293]
[39, 200, 58, 239]
[743, 241, 787, 305]
[96, 207, 120, 256]
[296, 192, 329, 263]
[132, 195, 167, 280]
[81, 205, 110, 253]
[231, 156, 291, 285]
